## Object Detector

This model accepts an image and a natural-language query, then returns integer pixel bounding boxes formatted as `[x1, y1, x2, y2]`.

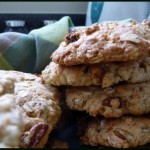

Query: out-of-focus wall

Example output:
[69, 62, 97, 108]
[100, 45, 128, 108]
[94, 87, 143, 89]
[0, 2, 88, 14]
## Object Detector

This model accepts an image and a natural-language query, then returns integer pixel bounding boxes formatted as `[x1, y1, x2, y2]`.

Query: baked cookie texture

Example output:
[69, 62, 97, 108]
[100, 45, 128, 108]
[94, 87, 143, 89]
[0, 70, 61, 148]
[52, 20, 150, 65]
[42, 57, 150, 87]
[66, 82, 150, 118]
[15, 81, 61, 148]
[0, 70, 41, 83]
[0, 94, 23, 148]
[79, 115, 150, 148]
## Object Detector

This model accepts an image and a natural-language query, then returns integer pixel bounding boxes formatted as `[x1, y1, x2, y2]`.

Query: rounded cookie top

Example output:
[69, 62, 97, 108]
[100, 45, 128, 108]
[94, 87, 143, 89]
[52, 20, 150, 65]
[0, 70, 41, 83]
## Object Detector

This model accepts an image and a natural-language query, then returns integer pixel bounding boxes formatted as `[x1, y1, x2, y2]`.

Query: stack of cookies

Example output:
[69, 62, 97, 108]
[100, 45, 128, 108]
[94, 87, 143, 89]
[42, 20, 150, 148]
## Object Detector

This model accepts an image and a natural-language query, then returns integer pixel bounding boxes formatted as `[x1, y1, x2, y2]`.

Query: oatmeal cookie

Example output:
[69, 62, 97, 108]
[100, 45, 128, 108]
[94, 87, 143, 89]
[0, 70, 61, 148]
[66, 82, 150, 118]
[0, 94, 23, 148]
[42, 57, 150, 87]
[52, 20, 150, 65]
[79, 115, 150, 148]
[15, 81, 61, 148]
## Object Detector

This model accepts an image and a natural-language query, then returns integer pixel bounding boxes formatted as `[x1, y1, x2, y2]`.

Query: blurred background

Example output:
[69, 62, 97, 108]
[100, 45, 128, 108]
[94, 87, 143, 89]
[0, 2, 149, 33]
[0, 2, 88, 33]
